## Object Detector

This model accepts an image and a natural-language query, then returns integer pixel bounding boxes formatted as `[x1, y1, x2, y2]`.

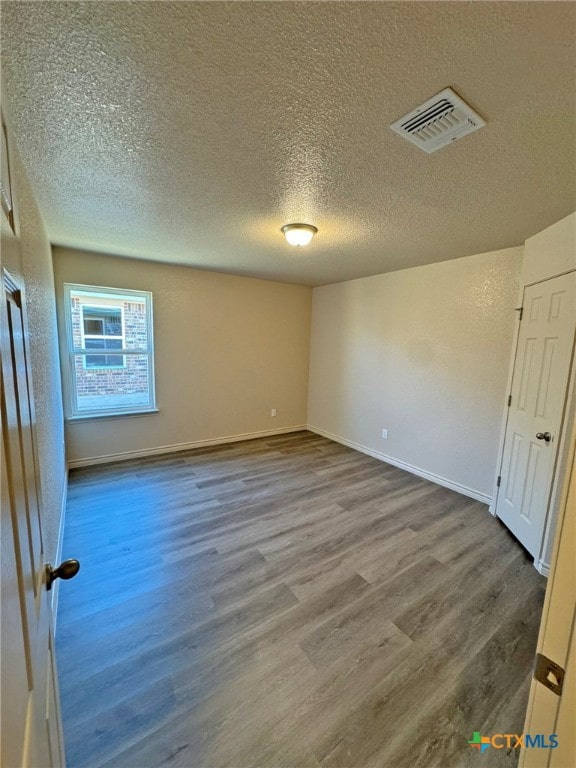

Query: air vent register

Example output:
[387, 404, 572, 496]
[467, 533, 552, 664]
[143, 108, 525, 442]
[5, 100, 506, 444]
[390, 87, 486, 154]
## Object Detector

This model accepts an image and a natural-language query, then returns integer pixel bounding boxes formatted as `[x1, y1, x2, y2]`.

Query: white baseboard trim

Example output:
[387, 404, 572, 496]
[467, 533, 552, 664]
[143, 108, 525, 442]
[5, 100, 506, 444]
[535, 559, 550, 577]
[67, 425, 308, 469]
[51, 468, 69, 635]
[308, 425, 492, 506]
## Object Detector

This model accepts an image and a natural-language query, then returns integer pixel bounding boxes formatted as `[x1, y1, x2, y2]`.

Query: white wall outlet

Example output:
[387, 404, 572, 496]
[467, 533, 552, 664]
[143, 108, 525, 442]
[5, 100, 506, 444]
[271, 408, 277, 417]
[381, 428, 388, 439]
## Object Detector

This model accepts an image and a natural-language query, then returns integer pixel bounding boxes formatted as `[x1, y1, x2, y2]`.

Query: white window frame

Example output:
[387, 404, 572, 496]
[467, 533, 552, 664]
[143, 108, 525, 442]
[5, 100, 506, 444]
[64, 284, 157, 419]
[80, 303, 126, 370]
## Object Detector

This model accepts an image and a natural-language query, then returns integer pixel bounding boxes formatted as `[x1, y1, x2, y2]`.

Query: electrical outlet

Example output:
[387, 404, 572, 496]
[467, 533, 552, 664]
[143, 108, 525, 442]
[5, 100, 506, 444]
[271, 408, 277, 417]
[381, 428, 388, 439]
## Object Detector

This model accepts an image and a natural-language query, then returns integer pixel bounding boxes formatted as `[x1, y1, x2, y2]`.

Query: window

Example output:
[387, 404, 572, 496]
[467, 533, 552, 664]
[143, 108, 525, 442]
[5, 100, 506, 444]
[64, 284, 156, 418]
[81, 305, 125, 369]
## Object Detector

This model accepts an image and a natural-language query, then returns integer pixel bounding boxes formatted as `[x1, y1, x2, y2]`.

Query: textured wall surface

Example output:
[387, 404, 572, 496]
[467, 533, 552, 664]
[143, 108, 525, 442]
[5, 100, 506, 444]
[2, 2, 575, 285]
[52, 247, 312, 463]
[308, 247, 523, 498]
[1, 139, 66, 565]
[521, 212, 576, 287]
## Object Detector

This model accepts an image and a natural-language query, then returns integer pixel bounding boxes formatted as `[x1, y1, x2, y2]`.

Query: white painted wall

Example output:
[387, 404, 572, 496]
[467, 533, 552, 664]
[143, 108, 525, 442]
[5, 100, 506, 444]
[1, 133, 66, 565]
[308, 247, 523, 501]
[53, 247, 312, 465]
[521, 212, 576, 286]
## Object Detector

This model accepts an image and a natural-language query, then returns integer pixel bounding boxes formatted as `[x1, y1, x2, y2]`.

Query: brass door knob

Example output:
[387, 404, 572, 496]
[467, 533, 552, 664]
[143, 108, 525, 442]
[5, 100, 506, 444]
[45, 559, 80, 590]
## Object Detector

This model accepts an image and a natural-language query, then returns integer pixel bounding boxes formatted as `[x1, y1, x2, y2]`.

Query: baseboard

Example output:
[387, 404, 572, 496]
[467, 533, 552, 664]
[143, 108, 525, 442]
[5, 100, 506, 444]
[67, 425, 308, 469]
[308, 425, 492, 506]
[51, 468, 69, 635]
[535, 559, 550, 577]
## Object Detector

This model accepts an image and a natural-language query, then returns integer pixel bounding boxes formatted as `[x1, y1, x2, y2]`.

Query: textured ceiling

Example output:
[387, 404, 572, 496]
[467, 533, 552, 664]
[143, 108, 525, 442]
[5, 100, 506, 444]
[1, 1, 575, 286]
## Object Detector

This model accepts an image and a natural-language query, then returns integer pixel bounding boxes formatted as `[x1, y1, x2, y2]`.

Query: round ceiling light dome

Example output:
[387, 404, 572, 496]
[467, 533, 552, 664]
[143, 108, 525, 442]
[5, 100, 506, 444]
[281, 223, 318, 247]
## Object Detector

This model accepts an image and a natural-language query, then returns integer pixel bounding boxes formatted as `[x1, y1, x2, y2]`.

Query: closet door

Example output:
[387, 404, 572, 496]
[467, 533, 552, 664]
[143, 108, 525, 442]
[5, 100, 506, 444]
[495, 271, 576, 558]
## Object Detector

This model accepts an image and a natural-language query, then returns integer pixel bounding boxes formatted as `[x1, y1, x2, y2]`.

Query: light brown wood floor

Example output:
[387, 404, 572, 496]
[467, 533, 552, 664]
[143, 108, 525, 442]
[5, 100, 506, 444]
[56, 431, 545, 768]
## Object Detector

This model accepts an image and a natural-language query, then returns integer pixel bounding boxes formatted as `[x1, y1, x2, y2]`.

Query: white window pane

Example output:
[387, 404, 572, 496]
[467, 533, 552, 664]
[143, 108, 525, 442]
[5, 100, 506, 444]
[82, 306, 122, 335]
[84, 339, 124, 369]
[74, 353, 152, 413]
[66, 284, 155, 417]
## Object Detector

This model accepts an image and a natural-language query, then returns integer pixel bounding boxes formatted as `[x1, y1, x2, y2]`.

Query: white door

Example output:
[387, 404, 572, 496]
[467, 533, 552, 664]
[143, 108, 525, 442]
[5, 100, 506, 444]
[520, 418, 576, 768]
[1, 269, 68, 767]
[495, 272, 576, 558]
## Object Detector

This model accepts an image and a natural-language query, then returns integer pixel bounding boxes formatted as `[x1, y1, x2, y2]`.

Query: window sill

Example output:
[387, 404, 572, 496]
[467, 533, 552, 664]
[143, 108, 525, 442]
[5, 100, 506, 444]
[67, 409, 159, 423]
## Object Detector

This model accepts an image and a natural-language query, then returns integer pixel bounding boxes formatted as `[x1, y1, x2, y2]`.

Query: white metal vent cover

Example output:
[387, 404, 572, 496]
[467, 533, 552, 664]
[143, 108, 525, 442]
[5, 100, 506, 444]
[390, 88, 486, 154]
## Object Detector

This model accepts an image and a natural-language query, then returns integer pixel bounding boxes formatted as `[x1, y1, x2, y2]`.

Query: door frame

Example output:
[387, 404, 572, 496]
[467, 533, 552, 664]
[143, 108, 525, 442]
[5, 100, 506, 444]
[491, 269, 576, 575]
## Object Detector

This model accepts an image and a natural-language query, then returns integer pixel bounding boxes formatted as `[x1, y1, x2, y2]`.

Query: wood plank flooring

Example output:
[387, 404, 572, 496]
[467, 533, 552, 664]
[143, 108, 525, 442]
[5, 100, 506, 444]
[56, 431, 545, 768]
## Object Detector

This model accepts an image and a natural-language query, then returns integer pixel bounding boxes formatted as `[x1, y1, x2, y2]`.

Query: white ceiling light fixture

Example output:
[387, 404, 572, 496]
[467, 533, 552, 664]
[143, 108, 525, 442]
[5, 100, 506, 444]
[281, 223, 318, 247]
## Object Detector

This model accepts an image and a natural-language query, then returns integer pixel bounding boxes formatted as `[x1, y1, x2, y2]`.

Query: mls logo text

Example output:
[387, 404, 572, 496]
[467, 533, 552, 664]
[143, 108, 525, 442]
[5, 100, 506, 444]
[468, 732, 559, 753]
